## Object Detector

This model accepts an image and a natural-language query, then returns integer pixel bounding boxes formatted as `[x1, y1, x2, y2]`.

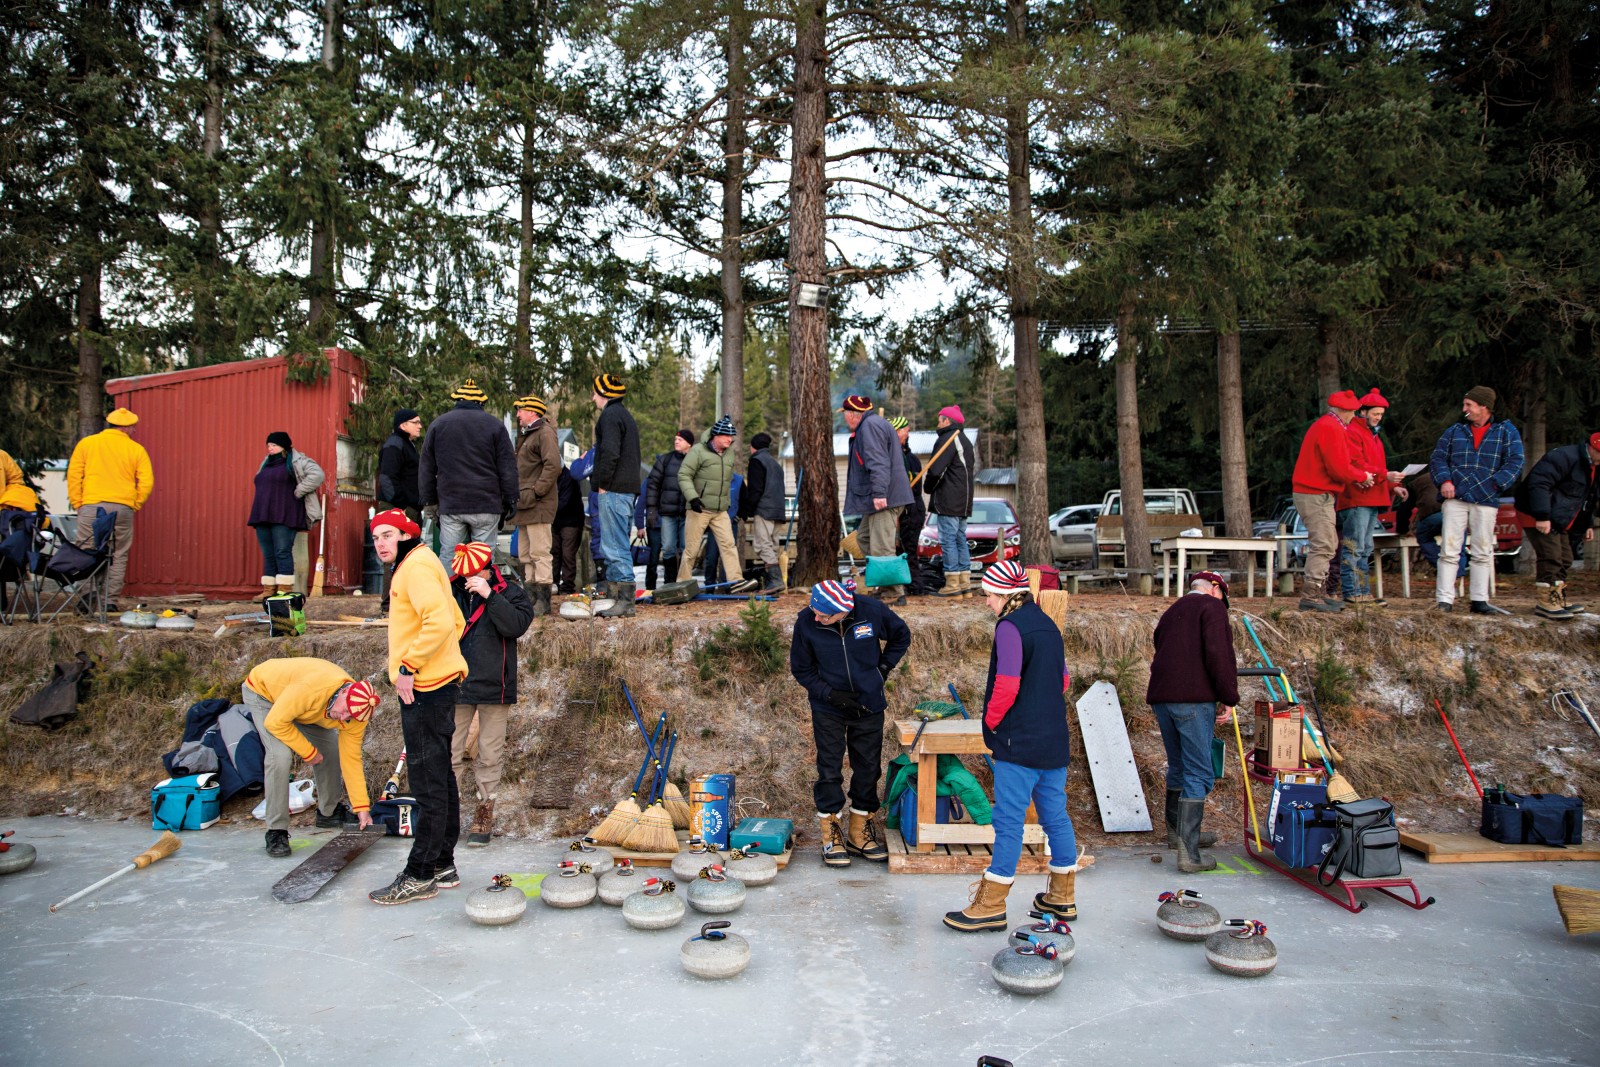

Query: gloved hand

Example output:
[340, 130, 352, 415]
[501, 504, 516, 526]
[422, 505, 439, 522]
[689, 498, 705, 514]
[828, 689, 867, 714]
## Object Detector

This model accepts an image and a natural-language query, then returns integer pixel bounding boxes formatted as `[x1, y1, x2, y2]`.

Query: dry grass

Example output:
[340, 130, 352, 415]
[1, 593, 1596, 850]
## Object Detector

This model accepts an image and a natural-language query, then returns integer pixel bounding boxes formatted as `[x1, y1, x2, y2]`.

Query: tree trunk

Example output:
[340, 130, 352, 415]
[1004, 0, 1048, 568]
[73, 0, 109, 441]
[77, 262, 104, 441]
[786, 0, 839, 586]
[307, 0, 340, 343]
[1526, 357, 1547, 465]
[1315, 318, 1340, 401]
[193, 0, 224, 365]
[1115, 300, 1151, 574]
[515, 119, 535, 380]
[720, 0, 747, 433]
[1216, 328, 1252, 572]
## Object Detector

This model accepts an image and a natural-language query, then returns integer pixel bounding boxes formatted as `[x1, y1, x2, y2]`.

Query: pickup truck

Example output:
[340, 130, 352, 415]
[1093, 488, 1212, 567]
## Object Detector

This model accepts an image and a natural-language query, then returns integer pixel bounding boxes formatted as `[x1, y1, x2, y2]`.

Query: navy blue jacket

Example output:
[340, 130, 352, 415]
[1515, 442, 1597, 532]
[843, 412, 916, 517]
[789, 596, 912, 717]
[982, 601, 1071, 770]
[418, 401, 518, 515]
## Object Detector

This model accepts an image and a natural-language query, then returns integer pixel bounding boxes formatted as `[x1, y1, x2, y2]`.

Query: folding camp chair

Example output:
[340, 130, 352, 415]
[0, 507, 51, 624]
[33, 507, 116, 623]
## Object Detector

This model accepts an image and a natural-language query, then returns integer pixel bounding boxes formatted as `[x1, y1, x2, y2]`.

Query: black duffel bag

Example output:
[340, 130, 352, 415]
[1316, 797, 1402, 885]
[1480, 787, 1584, 847]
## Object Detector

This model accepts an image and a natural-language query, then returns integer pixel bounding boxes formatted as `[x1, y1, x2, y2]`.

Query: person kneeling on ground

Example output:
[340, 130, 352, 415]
[1146, 570, 1239, 873]
[447, 542, 534, 847]
[789, 579, 911, 867]
[369, 508, 468, 905]
[945, 561, 1083, 932]
[241, 659, 379, 857]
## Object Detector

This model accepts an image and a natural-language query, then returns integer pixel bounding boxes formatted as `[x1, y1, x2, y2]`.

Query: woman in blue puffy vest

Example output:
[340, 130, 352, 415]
[944, 560, 1086, 932]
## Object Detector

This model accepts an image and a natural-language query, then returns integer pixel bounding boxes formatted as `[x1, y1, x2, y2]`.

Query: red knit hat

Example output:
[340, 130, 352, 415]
[344, 680, 380, 721]
[838, 395, 872, 413]
[370, 508, 421, 538]
[451, 542, 493, 577]
[1590, 432, 1600, 452]
[1327, 390, 1361, 411]
[1357, 389, 1389, 410]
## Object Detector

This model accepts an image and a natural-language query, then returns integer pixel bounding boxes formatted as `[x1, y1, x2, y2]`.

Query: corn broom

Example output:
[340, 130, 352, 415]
[593, 747, 658, 846]
[52, 831, 182, 912]
[1553, 884, 1600, 935]
[622, 732, 679, 854]
[621, 681, 690, 829]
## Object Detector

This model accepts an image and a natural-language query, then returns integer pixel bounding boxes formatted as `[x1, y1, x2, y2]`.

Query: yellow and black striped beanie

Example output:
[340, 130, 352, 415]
[593, 373, 625, 400]
[451, 379, 489, 403]
[513, 395, 547, 415]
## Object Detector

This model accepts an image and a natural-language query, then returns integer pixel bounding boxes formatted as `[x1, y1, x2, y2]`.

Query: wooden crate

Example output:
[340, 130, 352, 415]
[588, 828, 793, 869]
[886, 828, 1053, 875]
[1399, 831, 1600, 864]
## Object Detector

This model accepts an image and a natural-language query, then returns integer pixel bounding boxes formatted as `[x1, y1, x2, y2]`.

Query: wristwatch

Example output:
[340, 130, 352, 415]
[398, 666, 414, 677]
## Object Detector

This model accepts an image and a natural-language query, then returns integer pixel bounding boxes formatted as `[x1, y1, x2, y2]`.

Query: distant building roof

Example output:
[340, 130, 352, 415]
[975, 467, 1017, 485]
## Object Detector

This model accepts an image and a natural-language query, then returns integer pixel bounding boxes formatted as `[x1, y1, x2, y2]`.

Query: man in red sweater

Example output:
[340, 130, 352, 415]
[1337, 389, 1410, 605]
[1292, 391, 1377, 613]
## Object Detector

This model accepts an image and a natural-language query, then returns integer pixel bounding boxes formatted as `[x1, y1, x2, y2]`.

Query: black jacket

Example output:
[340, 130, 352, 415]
[739, 448, 786, 521]
[981, 601, 1071, 770]
[789, 596, 912, 718]
[593, 400, 642, 494]
[418, 401, 518, 515]
[899, 444, 927, 525]
[450, 566, 535, 704]
[645, 451, 688, 521]
[553, 467, 585, 529]
[925, 426, 976, 518]
[377, 431, 420, 509]
[1515, 442, 1597, 532]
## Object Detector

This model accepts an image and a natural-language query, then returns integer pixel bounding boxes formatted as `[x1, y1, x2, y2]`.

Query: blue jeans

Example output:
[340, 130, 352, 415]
[936, 515, 969, 573]
[1339, 506, 1381, 598]
[1152, 702, 1217, 800]
[1415, 512, 1442, 566]
[659, 515, 684, 559]
[989, 760, 1077, 878]
[253, 523, 297, 580]
[597, 491, 637, 583]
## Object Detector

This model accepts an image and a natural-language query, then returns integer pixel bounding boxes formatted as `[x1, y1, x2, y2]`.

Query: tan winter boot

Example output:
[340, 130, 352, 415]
[845, 809, 888, 861]
[260, 579, 276, 601]
[276, 577, 297, 596]
[1557, 581, 1585, 615]
[1535, 583, 1574, 620]
[942, 872, 1012, 932]
[819, 812, 850, 868]
[1032, 865, 1080, 922]
[466, 798, 495, 847]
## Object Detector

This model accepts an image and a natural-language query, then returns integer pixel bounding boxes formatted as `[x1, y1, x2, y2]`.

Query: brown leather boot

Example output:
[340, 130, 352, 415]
[819, 813, 850, 867]
[943, 872, 1012, 932]
[1032, 866, 1079, 921]
[845, 809, 888, 861]
[466, 799, 495, 847]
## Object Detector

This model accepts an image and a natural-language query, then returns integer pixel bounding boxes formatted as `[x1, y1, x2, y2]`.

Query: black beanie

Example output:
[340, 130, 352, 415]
[393, 408, 419, 433]
[750, 432, 772, 451]
[266, 431, 293, 451]
[676, 429, 695, 447]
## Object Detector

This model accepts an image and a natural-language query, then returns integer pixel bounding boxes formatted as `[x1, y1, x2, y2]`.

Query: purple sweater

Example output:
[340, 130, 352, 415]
[1146, 592, 1239, 706]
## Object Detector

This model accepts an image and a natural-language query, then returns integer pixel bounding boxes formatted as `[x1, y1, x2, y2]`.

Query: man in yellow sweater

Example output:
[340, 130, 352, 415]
[67, 407, 154, 608]
[367, 508, 468, 905]
[242, 658, 380, 858]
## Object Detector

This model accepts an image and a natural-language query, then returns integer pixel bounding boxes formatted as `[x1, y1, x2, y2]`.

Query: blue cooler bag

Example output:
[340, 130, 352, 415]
[151, 773, 221, 831]
[894, 786, 967, 847]
[1268, 780, 1334, 868]
[864, 554, 912, 588]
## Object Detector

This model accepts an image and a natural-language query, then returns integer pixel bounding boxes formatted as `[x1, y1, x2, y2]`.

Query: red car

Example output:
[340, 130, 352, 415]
[916, 498, 1021, 568]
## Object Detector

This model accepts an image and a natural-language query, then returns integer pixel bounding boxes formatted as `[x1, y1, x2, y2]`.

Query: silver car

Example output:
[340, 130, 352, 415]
[1050, 504, 1102, 563]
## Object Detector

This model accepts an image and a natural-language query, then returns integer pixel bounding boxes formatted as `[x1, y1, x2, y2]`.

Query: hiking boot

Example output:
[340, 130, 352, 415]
[433, 864, 461, 889]
[1557, 581, 1584, 615]
[1298, 596, 1342, 613]
[1031, 866, 1080, 922]
[728, 576, 761, 594]
[1535, 583, 1574, 620]
[845, 810, 888, 862]
[819, 813, 851, 868]
[531, 583, 551, 618]
[1469, 600, 1511, 617]
[886, 586, 908, 606]
[1176, 798, 1218, 873]
[467, 800, 495, 848]
[1432, 601, 1454, 614]
[596, 583, 636, 617]
[1165, 789, 1217, 850]
[265, 829, 291, 858]
[315, 802, 353, 829]
[943, 873, 1012, 932]
[369, 871, 438, 906]
[761, 566, 784, 594]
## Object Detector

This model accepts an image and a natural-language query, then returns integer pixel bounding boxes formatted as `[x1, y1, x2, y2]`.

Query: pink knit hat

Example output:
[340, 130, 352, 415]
[938, 405, 965, 424]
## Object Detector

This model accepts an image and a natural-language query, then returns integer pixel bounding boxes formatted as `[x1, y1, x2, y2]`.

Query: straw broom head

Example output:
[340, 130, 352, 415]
[1325, 769, 1360, 804]
[593, 755, 658, 846]
[622, 733, 680, 854]
[1553, 884, 1600, 935]
[664, 780, 691, 830]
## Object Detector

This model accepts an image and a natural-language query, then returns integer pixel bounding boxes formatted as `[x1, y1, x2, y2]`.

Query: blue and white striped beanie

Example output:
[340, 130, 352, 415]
[811, 580, 854, 615]
[710, 415, 737, 438]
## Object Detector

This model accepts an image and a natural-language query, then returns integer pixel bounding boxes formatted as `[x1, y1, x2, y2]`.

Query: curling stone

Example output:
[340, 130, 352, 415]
[0, 836, 37, 875]
[1008, 911, 1076, 963]
[598, 859, 643, 905]
[465, 874, 527, 926]
[725, 846, 777, 887]
[680, 921, 750, 979]
[622, 878, 685, 930]
[991, 940, 1065, 996]
[686, 865, 746, 914]
[540, 861, 598, 908]
[120, 610, 157, 629]
[671, 837, 725, 881]
[154, 613, 195, 631]
[1156, 889, 1222, 942]
[566, 837, 615, 876]
[1205, 920, 1278, 978]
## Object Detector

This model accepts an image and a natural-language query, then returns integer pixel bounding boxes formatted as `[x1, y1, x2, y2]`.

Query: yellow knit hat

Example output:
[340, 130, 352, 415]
[451, 379, 489, 402]
[106, 408, 139, 427]
[513, 395, 547, 415]
[593, 374, 625, 399]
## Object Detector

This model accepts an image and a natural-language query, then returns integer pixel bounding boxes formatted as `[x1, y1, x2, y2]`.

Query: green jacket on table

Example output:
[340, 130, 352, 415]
[884, 753, 993, 828]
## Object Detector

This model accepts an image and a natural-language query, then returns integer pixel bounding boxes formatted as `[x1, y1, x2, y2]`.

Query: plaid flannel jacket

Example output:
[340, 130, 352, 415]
[1430, 419, 1525, 505]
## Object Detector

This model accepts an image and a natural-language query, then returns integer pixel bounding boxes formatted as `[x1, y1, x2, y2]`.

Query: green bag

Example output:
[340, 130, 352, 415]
[883, 753, 993, 828]
[263, 593, 306, 637]
[1211, 736, 1227, 780]
[864, 554, 911, 588]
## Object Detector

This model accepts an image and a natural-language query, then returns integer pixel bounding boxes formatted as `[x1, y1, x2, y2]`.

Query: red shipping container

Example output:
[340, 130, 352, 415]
[105, 349, 375, 600]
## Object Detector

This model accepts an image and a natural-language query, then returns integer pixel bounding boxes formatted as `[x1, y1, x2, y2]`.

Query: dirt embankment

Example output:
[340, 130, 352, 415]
[1, 581, 1597, 850]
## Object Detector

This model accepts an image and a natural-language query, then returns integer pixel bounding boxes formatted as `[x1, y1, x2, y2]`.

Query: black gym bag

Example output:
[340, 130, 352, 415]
[1480, 787, 1584, 847]
[1316, 797, 1402, 885]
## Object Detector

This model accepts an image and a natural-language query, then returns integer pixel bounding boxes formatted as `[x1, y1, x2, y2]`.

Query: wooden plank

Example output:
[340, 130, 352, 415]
[885, 830, 1051, 875]
[916, 750, 937, 854]
[590, 828, 793, 869]
[1075, 681, 1154, 832]
[1400, 831, 1600, 864]
[916, 823, 1045, 845]
[894, 719, 993, 754]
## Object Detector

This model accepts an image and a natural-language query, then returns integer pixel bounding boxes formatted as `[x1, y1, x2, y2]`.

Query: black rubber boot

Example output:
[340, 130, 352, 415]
[265, 829, 291, 858]
[761, 566, 784, 594]
[596, 582, 636, 617]
[1165, 790, 1217, 850]
[1176, 799, 1218, 873]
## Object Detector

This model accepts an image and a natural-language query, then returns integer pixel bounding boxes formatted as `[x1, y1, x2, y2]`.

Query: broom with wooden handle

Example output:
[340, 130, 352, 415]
[1553, 885, 1600, 935]
[51, 831, 182, 912]
[310, 496, 326, 597]
[622, 731, 679, 854]
[1239, 619, 1358, 803]
[593, 715, 666, 845]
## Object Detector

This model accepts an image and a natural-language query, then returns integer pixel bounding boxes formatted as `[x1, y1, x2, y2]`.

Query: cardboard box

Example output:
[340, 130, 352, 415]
[1253, 701, 1303, 771]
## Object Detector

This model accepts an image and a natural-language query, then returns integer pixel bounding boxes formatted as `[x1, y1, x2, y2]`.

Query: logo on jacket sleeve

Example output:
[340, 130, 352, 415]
[852, 622, 875, 640]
